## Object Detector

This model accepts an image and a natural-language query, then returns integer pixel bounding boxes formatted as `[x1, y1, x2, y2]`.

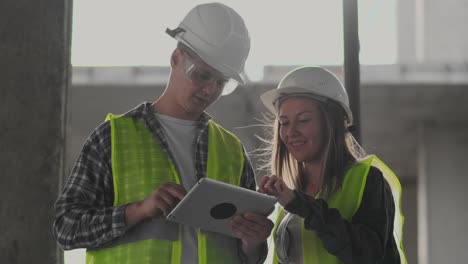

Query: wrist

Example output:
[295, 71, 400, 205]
[125, 201, 148, 227]
[241, 240, 266, 263]
[280, 189, 295, 206]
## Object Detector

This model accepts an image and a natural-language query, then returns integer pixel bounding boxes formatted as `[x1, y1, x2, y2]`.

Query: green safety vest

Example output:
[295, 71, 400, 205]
[272, 155, 407, 264]
[86, 114, 245, 264]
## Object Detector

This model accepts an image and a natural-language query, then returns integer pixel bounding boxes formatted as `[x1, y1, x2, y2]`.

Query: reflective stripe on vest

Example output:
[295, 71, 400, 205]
[272, 155, 407, 264]
[86, 114, 244, 264]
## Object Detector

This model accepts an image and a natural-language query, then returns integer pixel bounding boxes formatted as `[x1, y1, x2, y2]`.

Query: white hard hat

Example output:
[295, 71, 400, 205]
[166, 2, 250, 85]
[260, 66, 353, 126]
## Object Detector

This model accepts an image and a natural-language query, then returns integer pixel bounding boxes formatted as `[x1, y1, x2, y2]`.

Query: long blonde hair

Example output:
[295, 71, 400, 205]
[264, 98, 366, 198]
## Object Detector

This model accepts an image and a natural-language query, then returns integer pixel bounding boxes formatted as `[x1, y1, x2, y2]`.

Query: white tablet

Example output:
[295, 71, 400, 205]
[166, 177, 277, 238]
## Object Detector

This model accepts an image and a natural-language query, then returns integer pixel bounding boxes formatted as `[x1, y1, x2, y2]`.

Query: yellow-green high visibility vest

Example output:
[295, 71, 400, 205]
[86, 114, 245, 264]
[272, 155, 407, 264]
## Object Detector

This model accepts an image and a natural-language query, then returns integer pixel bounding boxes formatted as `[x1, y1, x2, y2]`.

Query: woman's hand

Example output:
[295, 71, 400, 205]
[258, 175, 295, 207]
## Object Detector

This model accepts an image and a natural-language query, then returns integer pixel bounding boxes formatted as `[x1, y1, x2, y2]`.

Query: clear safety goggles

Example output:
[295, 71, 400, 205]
[182, 51, 238, 95]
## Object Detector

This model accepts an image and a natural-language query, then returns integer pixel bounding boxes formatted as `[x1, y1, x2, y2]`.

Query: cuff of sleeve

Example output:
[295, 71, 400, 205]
[237, 240, 268, 264]
[284, 190, 327, 230]
[284, 189, 313, 218]
[112, 204, 127, 237]
[303, 199, 327, 230]
[255, 242, 268, 264]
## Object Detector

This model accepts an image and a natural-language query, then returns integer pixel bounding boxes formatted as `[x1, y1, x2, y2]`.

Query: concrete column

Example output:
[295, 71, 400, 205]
[418, 124, 468, 264]
[401, 182, 418, 264]
[0, 1, 72, 263]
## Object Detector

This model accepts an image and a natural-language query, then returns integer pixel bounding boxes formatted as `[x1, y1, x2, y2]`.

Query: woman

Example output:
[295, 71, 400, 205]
[258, 66, 407, 264]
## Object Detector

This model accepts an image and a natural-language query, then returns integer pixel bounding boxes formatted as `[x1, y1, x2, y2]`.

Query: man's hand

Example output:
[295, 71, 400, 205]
[230, 212, 274, 250]
[126, 182, 186, 227]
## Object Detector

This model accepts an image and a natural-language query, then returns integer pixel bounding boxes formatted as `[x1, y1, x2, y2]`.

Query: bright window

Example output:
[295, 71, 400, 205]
[71, 0, 397, 83]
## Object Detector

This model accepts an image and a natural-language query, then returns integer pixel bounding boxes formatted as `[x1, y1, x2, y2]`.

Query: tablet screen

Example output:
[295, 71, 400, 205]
[166, 177, 277, 237]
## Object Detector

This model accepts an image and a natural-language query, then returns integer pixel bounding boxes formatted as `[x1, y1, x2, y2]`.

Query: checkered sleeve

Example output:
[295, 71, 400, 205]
[52, 121, 127, 250]
[240, 145, 257, 191]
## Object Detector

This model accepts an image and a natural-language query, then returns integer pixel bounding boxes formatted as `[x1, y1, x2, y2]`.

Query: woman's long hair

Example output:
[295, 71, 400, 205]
[259, 98, 366, 198]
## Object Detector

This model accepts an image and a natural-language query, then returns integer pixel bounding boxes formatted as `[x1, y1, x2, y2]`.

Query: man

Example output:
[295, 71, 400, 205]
[53, 3, 272, 264]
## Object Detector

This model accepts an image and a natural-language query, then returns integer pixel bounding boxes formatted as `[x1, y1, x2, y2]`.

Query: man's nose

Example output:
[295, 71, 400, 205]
[201, 79, 220, 95]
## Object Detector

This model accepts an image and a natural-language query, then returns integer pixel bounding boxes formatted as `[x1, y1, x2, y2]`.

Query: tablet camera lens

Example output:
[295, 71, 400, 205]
[210, 203, 237, 219]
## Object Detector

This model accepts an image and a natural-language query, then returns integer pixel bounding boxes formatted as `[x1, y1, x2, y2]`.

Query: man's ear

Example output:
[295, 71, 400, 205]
[171, 48, 183, 68]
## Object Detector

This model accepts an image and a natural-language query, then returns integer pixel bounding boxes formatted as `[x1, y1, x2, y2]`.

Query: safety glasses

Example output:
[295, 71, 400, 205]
[181, 51, 238, 95]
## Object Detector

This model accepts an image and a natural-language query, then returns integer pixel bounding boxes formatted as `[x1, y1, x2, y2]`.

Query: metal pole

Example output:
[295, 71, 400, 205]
[343, 0, 361, 143]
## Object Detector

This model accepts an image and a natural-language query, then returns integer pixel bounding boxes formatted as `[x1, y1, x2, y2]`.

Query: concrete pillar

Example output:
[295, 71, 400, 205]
[418, 124, 468, 263]
[0, 1, 72, 263]
[342, 0, 361, 142]
[401, 182, 418, 264]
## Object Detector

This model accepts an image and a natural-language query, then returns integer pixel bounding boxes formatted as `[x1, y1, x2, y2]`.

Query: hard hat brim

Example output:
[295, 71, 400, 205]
[260, 86, 323, 113]
[260, 86, 354, 126]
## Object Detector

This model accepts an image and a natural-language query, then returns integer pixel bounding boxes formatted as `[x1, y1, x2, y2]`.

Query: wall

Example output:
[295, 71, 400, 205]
[418, 125, 468, 264]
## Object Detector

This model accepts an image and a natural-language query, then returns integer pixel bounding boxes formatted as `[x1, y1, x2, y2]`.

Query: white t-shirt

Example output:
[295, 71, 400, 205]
[155, 113, 202, 264]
